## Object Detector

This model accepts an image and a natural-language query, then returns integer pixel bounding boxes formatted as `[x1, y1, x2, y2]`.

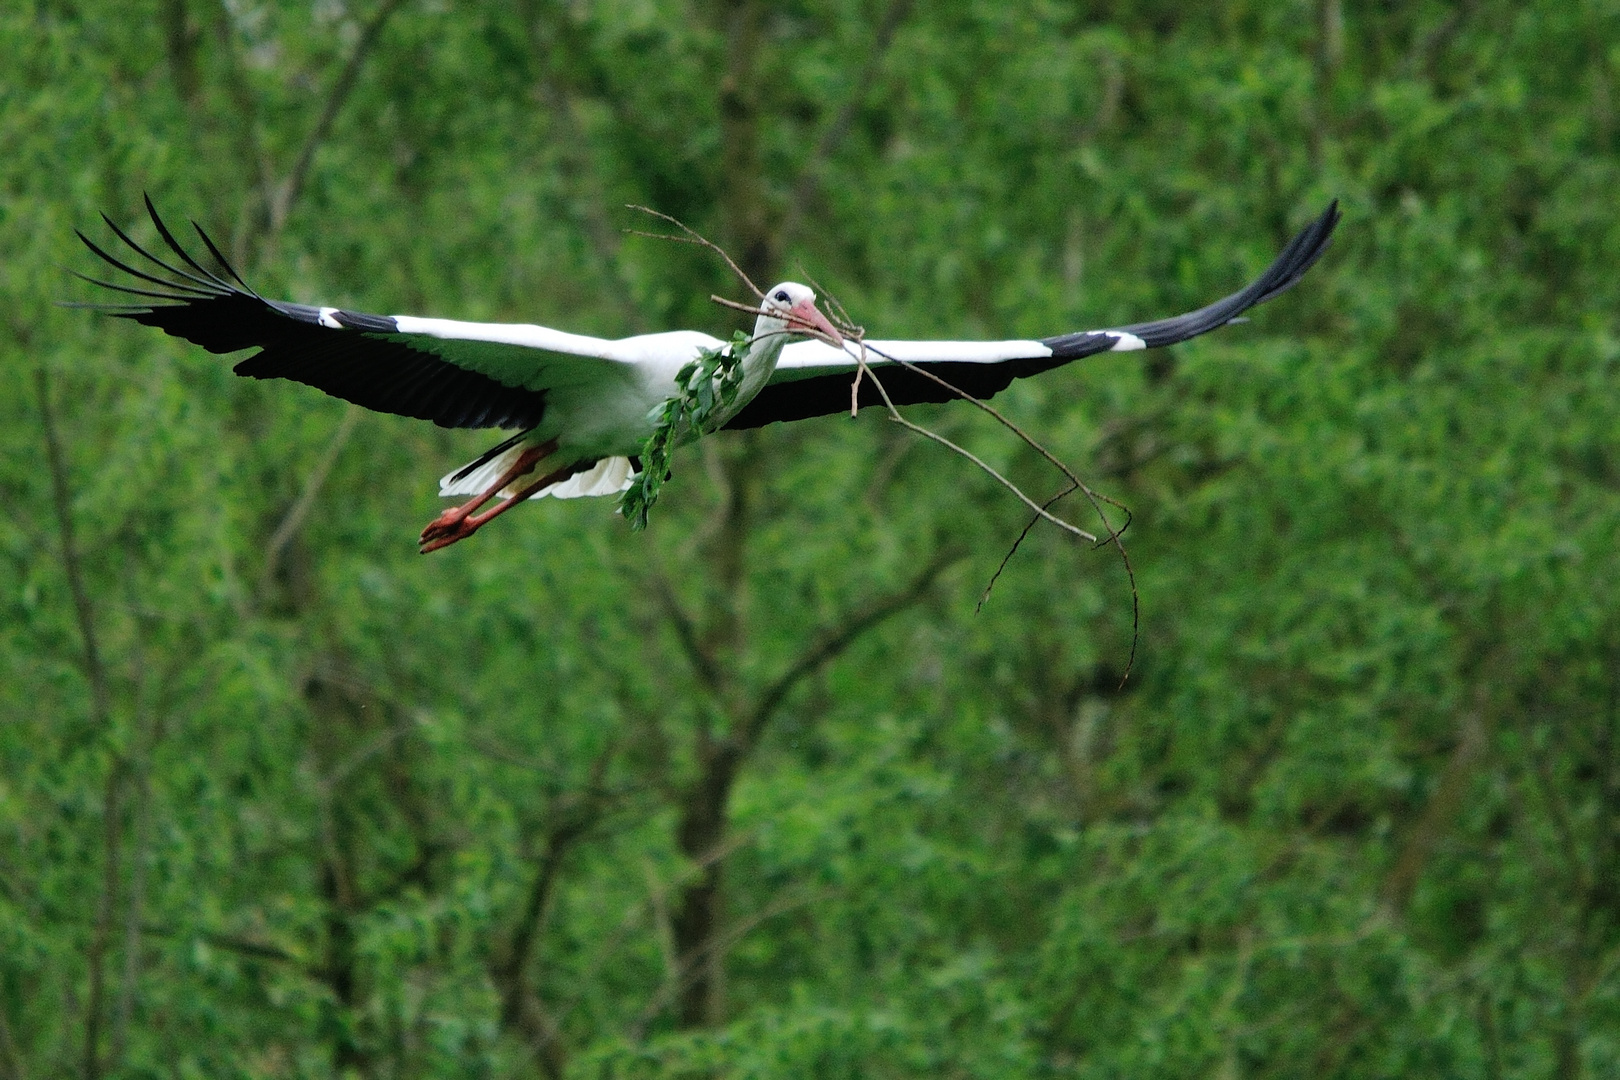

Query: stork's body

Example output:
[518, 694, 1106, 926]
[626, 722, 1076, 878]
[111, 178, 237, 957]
[75, 198, 1339, 551]
[409, 285, 841, 550]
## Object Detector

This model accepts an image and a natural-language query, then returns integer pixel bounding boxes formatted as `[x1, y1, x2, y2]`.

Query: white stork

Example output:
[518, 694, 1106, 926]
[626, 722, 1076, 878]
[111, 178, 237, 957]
[76, 199, 1339, 552]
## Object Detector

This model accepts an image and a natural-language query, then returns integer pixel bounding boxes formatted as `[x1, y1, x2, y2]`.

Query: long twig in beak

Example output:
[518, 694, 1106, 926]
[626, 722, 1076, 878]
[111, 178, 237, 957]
[627, 207, 1138, 683]
[850, 340, 1139, 684]
[708, 296, 845, 349]
[626, 206, 764, 299]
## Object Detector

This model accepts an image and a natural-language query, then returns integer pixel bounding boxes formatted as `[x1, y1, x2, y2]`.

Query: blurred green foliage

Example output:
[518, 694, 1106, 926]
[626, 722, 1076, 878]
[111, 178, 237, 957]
[3, 0, 1619, 1077]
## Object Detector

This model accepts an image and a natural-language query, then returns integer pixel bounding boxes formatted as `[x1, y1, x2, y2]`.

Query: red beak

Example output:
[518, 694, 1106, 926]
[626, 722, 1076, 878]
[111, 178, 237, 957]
[785, 296, 845, 348]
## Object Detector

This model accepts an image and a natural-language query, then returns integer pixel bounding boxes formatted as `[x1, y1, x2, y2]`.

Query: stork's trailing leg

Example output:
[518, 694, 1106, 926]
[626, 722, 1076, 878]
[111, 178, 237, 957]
[419, 439, 557, 545]
[418, 458, 593, 554]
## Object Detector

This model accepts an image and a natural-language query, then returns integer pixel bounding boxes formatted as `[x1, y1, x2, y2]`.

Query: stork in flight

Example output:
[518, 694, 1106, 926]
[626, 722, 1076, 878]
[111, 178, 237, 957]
[76, 199, 1339, 552]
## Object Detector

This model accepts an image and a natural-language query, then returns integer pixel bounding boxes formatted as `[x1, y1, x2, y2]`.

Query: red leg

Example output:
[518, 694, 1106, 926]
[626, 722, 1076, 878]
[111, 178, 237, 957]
[420, 438, 557, 544]
[418, 459, 592, 554]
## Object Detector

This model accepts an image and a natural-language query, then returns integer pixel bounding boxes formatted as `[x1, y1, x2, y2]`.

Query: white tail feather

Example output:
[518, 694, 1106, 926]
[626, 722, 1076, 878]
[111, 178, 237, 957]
[438, 449, 636, 501]
[534, 456, 636, 500]
[439, 443, 532, 498]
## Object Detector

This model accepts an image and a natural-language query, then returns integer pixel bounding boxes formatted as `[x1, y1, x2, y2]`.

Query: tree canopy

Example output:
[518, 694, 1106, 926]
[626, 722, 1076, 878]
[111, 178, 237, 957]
[2, 1, 1618, 1077]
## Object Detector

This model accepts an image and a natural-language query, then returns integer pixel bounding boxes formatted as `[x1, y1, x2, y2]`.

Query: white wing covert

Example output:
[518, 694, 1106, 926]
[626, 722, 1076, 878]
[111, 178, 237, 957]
[725, 201, 1339, 429]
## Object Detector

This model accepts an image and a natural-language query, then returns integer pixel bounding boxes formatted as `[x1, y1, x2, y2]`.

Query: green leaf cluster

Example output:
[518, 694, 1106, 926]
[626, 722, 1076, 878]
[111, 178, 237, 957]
[619, 330, 750, 531]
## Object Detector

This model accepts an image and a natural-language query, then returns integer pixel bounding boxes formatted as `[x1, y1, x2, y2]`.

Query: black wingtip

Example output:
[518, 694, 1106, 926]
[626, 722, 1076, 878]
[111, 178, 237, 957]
[74, 198, 250, 317]
[142, 193, 242, 295]
[74, 227, 216, 304]
[1250, 198, 1340, 307]
[68, 268, 209, 303]
[1041, 199, 1341, 359]
[188, 216, 258, 296]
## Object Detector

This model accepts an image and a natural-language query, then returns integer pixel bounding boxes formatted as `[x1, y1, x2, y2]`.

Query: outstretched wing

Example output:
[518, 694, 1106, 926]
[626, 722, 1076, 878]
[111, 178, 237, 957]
[725, 201, 1340, 430]
[73, 197, 646, 431]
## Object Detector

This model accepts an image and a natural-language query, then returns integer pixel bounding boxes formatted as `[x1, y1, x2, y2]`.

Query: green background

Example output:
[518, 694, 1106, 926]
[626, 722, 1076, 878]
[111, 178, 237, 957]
[3, 1, 1619, 1076]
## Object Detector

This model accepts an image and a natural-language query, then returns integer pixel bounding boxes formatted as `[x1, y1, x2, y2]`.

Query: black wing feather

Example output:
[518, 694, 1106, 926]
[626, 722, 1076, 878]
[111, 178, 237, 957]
[726, 357, 1064, 429]
[69, 271, 216, 304]
[74, 229, 219, 298]
[75, 199, 548, 431]
[726, 201, 1339, 430]
[106, 207, 233, 294]
[1040, 199, 1340, 357]
[142, 210, 242, 294]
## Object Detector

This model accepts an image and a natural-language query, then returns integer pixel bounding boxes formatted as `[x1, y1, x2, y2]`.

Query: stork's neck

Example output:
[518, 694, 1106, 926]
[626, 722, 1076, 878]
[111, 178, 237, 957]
[726, 316, 793, 414]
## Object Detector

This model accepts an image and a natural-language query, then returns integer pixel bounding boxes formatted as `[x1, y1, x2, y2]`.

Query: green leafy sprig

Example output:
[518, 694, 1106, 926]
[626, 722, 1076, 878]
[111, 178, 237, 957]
[619, 330, 752, 531]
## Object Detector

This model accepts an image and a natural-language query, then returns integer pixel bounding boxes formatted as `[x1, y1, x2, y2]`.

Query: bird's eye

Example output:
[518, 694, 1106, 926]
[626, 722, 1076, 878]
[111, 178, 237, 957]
[774, 290, 789, 302]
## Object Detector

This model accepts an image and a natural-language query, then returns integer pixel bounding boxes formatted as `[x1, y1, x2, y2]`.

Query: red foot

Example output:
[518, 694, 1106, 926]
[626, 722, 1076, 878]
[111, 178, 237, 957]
[420, 506, 471, 545]
[418, 455, 587, 554]
[419, 515, 481, 554]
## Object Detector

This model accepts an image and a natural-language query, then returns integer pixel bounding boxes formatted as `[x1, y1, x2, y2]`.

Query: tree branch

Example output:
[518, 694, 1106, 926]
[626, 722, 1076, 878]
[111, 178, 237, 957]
[33, 368, 123, 1080]
[493, 745, 618, 1076]
[268, 0, 407, 233]
[855, 352, 1101, 543]
[33, 369, 111, 733]
[1381, 709, 1486, 914]
[850, 345, 1141, 681]
[780, 0, 914, 245]
[257, 405, 360, 605]
[739, 548, 956, 751]
[650, 572, 726, 696]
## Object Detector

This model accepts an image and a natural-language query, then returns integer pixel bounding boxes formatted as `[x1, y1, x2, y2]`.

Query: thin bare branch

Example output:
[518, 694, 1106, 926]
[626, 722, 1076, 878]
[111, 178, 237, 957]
[34, 368, 123, 1080]
[33, 369, 111, 732]
[802, 271, 862, 334]
[780, 0, 914, 243]
[625, 207, 765, 299]
[977, 483, 1083, 613]
[270, 0, 407, 232]
[870, 343, 1132, 533]
[707, 294, 771, 318]
[853, 344, 1141, 682]
[258, 405, 360, 603]
[628, 885, 829, 1040]
[650, 573, 726, 695]
[740, 549, 956, 749]
[858, 355, 1097, 542]
[974, 478, 1140, 682]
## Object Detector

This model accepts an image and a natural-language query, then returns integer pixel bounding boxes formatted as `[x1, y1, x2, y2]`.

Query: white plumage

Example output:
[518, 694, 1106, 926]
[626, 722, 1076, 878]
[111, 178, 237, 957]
[441, 449, 635, 501]
[75, 197, 1340, 552]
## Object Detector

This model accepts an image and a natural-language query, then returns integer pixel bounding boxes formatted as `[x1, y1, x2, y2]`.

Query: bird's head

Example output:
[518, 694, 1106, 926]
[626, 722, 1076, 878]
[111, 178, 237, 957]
[756, 282, 844, 348]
